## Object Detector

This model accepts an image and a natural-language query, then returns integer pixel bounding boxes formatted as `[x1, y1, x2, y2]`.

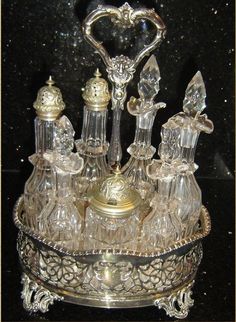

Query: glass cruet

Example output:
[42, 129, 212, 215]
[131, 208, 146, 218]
[23, 77, 65, 231]
[170, 71, 214, 237]
[74, 69, 111, 202]
[38, 116, 84, 249]
[122, 55, 166, 201]
[142, 159, 182, 251]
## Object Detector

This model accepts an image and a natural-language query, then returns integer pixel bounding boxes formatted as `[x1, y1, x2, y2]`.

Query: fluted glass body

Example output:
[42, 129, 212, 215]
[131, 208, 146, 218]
[80, 107, 108, 153]
[75, 106, 109, 199]
[142, 176, 182, 251]
[84, 209, 140, 248]
[174, 172, 201, 238]
[24, 118, 55, 229]
[34, 118, 54, 153]
[38, 171, 82, 249]
[74, 155, 109, 199]
[133, 109, 156, 147]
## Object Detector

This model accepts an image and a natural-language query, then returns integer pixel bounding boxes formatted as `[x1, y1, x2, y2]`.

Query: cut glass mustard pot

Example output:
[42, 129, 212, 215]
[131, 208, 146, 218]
[14, 3, 213, 319]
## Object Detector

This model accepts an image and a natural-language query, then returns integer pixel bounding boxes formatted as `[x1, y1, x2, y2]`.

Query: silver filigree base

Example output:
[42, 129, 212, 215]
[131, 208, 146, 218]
[14, 197, 211, 318]
[20, 271, 195, 318]
[21, 273, 63, 313]
[155, 280, 195, 319]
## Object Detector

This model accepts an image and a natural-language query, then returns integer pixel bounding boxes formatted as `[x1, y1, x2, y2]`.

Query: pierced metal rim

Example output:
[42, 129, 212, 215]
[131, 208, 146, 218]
[21, 267, 196, 309]
[13, 195, 211, 258]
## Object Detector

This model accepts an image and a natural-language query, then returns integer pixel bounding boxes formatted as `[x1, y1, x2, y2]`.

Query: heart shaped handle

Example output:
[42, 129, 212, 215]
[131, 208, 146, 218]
[82, 3, 166, 110]
[82, 3, 166, 71]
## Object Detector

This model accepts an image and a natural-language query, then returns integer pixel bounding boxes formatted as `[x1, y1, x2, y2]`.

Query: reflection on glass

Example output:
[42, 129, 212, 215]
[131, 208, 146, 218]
[122, 55, 165, 201]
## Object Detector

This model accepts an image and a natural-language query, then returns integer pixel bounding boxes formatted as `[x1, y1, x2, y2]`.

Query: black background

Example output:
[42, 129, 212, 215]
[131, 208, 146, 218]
[2, 0, 235, 321]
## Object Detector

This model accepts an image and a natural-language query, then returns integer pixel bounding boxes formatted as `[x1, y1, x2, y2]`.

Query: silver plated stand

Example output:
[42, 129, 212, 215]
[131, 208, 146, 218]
[14, 196, 211, 318]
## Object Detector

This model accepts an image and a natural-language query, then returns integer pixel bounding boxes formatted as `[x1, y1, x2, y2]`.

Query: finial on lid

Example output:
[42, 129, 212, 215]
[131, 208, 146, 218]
[82, 68, 110, 111]
[46, 75, 55, 87]
[94, 68, 102, 78]
[33, 76, 65, 121]
[111, 162, 121, 174]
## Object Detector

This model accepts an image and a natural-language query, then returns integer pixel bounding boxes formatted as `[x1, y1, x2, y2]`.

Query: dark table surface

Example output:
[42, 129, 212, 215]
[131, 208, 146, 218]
[2, 172, 234, 321]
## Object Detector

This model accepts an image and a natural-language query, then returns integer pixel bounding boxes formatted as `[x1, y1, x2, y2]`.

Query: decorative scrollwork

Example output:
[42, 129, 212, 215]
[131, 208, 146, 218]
[154, 280, 195, 319]
[33, 76, 65, 121]
[17, 232, 202, 298]
[82, 3, 166, 111]
[110, 3, 135, 28]
[21, 273, 63, 313]
[107, 55, 135, 110]
[100, 170, 129, 202]
[83, 3, 166, 69]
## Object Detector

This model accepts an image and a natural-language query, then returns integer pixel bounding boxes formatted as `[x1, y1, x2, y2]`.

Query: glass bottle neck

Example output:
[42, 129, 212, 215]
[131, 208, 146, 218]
[134, 110, 157, 147]
[179, 128, 200, 164]
[35, 117, 55, 155]
[134, 127, 152, 147]
[55, 172, 72, 199]
[158, 178, 173, 203]
[159, 124, 200, 165]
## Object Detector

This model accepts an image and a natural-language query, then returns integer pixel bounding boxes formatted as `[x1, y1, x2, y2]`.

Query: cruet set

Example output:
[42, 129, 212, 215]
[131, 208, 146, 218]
[14, 3, 214, 318]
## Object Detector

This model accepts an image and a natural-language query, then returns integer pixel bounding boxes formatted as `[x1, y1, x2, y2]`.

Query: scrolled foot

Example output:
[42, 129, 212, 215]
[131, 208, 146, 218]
[21, 273, 63, 313]
[154, 280, 195, 319]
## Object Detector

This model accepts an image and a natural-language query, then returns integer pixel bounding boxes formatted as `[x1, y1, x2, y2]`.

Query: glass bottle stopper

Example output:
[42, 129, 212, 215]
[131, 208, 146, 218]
[33, 76, 65, 121]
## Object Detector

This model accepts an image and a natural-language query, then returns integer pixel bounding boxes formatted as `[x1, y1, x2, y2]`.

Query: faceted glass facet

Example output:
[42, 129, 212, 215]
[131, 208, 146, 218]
[54, 116, 75, 155]
[138, 54, 161, 101]
[183, 71, 206, 116]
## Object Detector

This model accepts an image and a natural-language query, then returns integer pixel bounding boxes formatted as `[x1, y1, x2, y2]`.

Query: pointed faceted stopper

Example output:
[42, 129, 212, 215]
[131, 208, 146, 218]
[138, 54, 161, 102]
[183, 71, 206, 117]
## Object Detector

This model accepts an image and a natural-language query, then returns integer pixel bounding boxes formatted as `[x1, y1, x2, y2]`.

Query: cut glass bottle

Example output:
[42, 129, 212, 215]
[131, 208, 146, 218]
[169, 72, 213, 237]
[122, 55, 166, 201]
[142, 160, 182, 250]
[145, 71, 214, 241]
[74, 70, 110, 202]
[38, 116, 84, 248]
[23, 77, 65, 230]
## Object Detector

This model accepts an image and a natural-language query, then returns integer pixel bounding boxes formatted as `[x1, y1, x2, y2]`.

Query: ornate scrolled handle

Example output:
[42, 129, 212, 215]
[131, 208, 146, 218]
[82, 3, 166, 164]
[82, 2, 166, 70]
[82, 3, 166, 110]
